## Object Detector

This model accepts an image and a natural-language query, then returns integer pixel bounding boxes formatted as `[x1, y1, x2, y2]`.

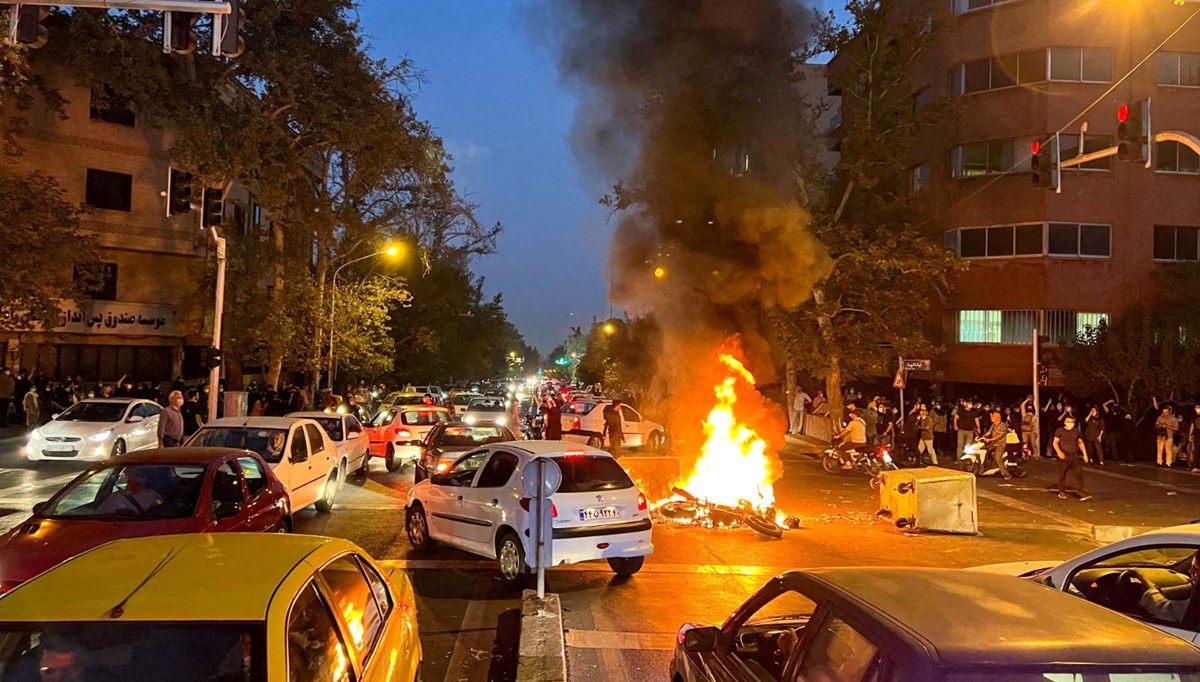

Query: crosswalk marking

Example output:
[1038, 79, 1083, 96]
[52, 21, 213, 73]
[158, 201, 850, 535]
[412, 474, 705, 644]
[565, 629, 675, 651]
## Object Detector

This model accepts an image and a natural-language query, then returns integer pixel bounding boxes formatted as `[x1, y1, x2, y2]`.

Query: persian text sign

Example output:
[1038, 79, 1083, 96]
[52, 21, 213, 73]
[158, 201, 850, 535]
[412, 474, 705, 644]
[56, 301, 176, 337]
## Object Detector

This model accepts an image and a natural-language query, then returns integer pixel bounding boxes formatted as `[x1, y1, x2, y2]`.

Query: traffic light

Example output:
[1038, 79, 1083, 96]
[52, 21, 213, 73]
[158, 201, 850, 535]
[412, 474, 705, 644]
[167, 168, 194, 216]
[12, 5, 49, 49]
[166, 11, 198, 55]
[1030, 135, 1060, 192]
[202, 188, 224, 228]
[201, 346, 223, 370]
[218, 0, 246, 58]
[1116, 99, 1151, 165]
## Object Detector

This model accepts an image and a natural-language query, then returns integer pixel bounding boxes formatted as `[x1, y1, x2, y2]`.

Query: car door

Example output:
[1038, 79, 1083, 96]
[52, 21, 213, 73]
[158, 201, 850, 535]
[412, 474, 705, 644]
[457, 450, 521, 553]
[235, 455, 283, 530]
[122, 403, 150, 449]
[287, 425, 321, 510]
[141, 402, 162, 449]
[316, 554, 389, 678]
[344, 416, 367, 470]
[305, 423, 337, 478]
[686, 584, 821, 682]
[208, 459, 250, 532]
[786, 609, 898, 682]
[622, 407, 646, 447]
[285, 581, 354, 682]
[424, 450, 489, 546]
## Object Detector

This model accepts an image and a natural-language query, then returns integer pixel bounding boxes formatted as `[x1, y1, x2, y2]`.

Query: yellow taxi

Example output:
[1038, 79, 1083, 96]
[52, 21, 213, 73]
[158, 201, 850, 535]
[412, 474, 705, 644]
[0, 533, 420, 681]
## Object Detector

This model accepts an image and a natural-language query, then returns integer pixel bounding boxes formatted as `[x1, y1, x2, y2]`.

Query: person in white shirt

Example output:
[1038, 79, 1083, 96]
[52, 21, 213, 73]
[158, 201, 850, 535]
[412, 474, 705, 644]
[791, 386, 812, 435]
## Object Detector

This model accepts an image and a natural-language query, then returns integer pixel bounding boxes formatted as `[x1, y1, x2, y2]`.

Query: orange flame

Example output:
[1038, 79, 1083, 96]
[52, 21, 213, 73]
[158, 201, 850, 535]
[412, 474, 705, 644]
[675, 353, 777, 512]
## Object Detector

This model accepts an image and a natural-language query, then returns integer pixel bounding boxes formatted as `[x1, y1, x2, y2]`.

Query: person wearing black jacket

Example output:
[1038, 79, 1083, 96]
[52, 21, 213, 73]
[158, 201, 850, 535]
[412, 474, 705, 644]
[540, 396, 562, 441]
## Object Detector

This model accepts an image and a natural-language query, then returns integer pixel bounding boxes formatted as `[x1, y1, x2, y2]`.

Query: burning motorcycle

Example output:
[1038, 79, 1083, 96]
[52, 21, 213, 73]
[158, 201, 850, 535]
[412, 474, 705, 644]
[959, 438, 1029, 478]
[821, 440, 899, 489]
[657, 487, 792, 539]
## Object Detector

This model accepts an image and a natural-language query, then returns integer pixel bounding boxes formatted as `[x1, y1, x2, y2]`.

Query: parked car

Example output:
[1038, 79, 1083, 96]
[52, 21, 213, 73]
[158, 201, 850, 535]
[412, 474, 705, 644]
[414, 421, 517, 482]
[449, 391, 483, 417]
[672, 567, 1200, 682]
[381, 392, 429, 407]
[972, 522, 1200, 645]
[560, 399, 665, 451]
[365, 405, 453, 472]
[405, 441, 652, 587]
[462, 397, 510, 427]
[25, 398, 163, 462]
[187, 417, 342, 515]
[0, 533, 421, 681]
[288, 411, 370, 476]
[403, 384, 445, 402]
[0, 448, 289, 593]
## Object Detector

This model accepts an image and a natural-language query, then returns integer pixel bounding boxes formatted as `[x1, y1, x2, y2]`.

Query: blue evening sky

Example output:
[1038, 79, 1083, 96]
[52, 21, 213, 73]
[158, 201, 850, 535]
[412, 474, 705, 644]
[357, 1, 612, 354]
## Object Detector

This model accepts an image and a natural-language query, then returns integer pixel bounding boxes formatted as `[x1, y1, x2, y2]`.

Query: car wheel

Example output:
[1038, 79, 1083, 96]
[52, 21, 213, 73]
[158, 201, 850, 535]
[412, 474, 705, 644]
[607, 556, 644, 576]
[497, 531, 528, 589]
[356, 452, 370, 476]
[276, 516, 292, 533]
[111, 439, 126, 458]
[406, 504, 433, 550]
[315, 473, 337, 513]
[647, 432, 664, 452]
[339, 460, 348, 488]
[385, 444, 400, 472]
[586, 435, 604, 448]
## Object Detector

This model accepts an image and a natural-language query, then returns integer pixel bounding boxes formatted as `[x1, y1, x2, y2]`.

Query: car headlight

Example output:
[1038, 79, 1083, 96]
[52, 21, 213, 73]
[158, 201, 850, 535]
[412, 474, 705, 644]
[29, 428, 41, 441]
[89, 430, 113, 442]
[496, 416, 508, 426]
[464, 415, 477, 425]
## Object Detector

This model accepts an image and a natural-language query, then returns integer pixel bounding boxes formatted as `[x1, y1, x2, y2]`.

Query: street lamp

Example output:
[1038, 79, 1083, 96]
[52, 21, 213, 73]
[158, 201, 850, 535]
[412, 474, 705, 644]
[603, 322, 616, 335]
[327, 244, 402, 390]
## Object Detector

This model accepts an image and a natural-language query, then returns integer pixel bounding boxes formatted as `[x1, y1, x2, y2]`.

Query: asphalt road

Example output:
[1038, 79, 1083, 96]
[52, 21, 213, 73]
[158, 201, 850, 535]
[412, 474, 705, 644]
[4, 432, 1200, 681]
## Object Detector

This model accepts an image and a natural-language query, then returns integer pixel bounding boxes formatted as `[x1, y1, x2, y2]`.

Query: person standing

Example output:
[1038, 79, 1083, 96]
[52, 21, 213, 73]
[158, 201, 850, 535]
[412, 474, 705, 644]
[21, 384, 39, 429]
[955, 398, 978, 459]
[603, 400, 624, 457]
[1054, 415, 1092, 501]
[12, 370, 30, 427]
[1188, 404, 1200, 472]
[1019, 398, 1040, 460]
[916, 405, 937, 465]
[0, 368, 13, 428]
[158, 390, 185, 448]
[931, 400, 949, 457]
[1084, 406, 1105, 467]
[790, 385, 811, 436]
[180, 390, 204, 437]
[1155, 400, 1180, 468]
[541, 396, 562, 441]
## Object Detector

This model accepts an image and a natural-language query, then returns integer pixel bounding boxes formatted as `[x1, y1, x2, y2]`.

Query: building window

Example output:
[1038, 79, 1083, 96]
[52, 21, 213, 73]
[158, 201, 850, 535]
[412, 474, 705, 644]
[1154, 225, 1200, 261]
[959, 310, 1001, 343]
[1058, 134, 1113, 170]
[953, 0, 1021, 14]
[89, 85, 135, 127]
[84, 168, 133, 212]
[948, 224, 1044, 258]
[952, 50, 1045, 95]
[1155, 141, 1200, 174]
[1048, 47, 1112, 83]
[1045, 310, 1109, 345]
[952, 310, 1107, 345]
[1046, 222, 1110, 257]
[909, 164, 930, 193]
[1157, 52, 1200, 87]
[73, 263, 118, 301]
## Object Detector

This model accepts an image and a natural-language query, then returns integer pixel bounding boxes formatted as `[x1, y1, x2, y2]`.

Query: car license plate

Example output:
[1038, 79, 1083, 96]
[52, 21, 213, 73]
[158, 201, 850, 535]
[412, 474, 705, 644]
[579, 506, 620, 521]
[43, 450, 77, 458]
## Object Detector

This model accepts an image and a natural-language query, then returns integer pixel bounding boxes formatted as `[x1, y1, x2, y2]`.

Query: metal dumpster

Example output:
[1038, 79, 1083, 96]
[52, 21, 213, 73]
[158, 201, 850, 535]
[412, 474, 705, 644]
[877, 467, 977, 534]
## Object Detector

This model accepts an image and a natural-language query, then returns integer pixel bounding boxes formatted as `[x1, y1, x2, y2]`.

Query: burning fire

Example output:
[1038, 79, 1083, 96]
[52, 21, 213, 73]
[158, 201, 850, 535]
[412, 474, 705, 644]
[675, 353, 777, 514]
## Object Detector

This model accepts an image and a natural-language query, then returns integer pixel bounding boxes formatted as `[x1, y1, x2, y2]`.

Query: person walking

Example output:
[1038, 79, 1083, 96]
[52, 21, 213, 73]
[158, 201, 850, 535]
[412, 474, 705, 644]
[21, 384, 39, 430]
[1084, 406, 1106, 467]
[954, 398, 979, 459]
[1054, 415, 1092, 501]
[158, 390, 185, 448]
[1155, 400, 1180, 468]
[790, 385, 811, 436]
[603, 400, 624, 457]
[916, 405, 937, 465]
[0, 368, 13, 428]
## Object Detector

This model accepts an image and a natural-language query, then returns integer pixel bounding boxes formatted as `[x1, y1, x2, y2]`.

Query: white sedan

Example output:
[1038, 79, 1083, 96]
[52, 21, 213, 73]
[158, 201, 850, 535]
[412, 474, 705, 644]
[287, 411, 370, 476]
[560, 399, 666, 451]
[973, 523, 1200, 644]
[405, 441, 653, 588]
[26, 398, 162, 462]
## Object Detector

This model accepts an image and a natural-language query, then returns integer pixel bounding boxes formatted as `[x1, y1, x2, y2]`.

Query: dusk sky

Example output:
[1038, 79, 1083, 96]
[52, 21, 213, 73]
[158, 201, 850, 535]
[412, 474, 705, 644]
[358, 1, 613, 354]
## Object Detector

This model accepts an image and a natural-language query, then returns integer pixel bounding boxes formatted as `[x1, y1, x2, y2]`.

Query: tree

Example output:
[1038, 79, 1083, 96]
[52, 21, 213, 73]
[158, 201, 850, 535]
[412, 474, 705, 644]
[773, 0, 963, 423]
[576, 317, 661, 402]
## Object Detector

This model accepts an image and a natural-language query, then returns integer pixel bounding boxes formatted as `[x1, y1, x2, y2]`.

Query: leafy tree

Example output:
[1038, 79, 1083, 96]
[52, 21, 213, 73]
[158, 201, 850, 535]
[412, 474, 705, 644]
[576, 317, 661, 402]
[549, 328, 588, 383]
[773, 0, 963, 423]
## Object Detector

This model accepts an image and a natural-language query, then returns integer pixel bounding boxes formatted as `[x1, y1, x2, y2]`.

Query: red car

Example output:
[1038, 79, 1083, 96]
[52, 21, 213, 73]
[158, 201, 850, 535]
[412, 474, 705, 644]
[0, 447, 290, 592]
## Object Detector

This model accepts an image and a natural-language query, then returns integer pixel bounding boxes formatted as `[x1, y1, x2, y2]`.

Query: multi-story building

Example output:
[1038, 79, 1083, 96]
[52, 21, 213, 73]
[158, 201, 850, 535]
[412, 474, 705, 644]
[852, 0, 1200, 390]
[0, 72, 260, 384]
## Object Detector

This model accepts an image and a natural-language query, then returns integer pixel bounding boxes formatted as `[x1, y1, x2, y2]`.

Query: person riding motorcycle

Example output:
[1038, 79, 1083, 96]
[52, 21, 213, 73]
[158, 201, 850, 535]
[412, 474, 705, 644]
[834, 405, 870, 469]
[980, 409, 1012, 480]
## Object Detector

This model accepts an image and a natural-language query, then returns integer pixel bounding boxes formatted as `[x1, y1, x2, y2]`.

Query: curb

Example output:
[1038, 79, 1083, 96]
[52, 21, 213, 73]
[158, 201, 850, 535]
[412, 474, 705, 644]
[1091, 525, 1156, 543]
[516, 590, 567, 682]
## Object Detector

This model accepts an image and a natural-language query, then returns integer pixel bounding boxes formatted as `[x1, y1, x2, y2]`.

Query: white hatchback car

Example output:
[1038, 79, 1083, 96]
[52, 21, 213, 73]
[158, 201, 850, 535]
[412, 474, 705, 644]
[405, 441, 653, 587]
[560, 400, 666, 451]
[972, 523, 1200, 645]
[26, 398, 162, 462]
[287, 411, 370, 476]
[187, 417, 342, 514]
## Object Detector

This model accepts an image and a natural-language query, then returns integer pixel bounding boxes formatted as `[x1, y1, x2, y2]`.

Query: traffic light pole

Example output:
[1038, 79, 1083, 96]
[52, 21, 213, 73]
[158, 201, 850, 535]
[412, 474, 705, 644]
[208, 227, 226, 422]
[1032, 327, 1041, 452]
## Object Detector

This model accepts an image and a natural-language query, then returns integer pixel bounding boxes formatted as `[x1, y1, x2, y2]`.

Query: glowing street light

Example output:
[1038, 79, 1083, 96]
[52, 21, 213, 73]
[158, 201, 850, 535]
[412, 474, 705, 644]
[603, 322, 616, 335]
[328, 243, 405, 389]
[653, 266, 667, 280]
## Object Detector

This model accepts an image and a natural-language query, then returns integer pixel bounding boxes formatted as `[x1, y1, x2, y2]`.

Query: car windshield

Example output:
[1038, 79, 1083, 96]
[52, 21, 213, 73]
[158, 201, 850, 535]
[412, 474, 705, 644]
[948, 671, 1200, 681]
[550, 455, 634, 492]
[312, 417, 344, 441]
[0, 622, 263, 682]
[438, 426, 510, 447]
[453, 395, 479, 406]
[188, 427, 288, 464]
[467, 399, 505, 413]
[55, 402, 127, 423]
[41, 464, 206, 519]
[370, 410, 396, 427]
[401, 410, 443, 426]
[391, 395, 427, 406]
[563, 402, 599, 415]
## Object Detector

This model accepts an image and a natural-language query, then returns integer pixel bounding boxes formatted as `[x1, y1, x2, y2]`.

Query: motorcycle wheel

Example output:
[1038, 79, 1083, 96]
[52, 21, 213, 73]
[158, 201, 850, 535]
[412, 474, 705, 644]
[869, 475, 882, 490]
[745, 514, 784, 539]
[959, 460, 979, 475]
[821, 453, 842, 474]
[1011, 465, 1028, 479]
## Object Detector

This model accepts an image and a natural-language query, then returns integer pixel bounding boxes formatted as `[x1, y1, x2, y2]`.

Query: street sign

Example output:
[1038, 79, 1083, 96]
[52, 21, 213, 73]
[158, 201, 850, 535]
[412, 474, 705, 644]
[521, 457, 561, 598]
[901, 358, 931, 372]
[892, 369, 906, 389]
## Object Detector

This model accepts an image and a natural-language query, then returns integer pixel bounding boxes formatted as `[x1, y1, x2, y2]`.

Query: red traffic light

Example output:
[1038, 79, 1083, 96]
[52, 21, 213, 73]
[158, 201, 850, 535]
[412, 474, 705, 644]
[1117, 103, 1130, 123]
[1030, 140, 1040, 155]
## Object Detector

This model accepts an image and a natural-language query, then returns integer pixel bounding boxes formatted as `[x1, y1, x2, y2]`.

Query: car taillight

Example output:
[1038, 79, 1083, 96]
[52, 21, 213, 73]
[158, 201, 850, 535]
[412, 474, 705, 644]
[571, 417, 581, 430]
[637, 493, 647, 511]
[518, 497, 557, 518]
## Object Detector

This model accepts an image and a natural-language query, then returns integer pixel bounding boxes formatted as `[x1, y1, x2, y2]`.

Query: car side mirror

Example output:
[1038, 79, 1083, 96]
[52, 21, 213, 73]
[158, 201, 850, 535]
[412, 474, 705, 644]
[214, 501, 242, 519]
[50, 413, 60, 420]
[682, 626, 720, 653]
[127, 415, 144, 423]
[31, 502, 46, 516]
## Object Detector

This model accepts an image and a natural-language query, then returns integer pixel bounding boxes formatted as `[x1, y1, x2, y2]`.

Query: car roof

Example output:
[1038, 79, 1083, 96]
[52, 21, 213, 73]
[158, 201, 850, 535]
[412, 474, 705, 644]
[799, 568, 1200, 667]
[106, 447, 257, 466]
[1134, 523, 1200, 539]
[503, 442, 609, 458]
[73, 398, 143, 405]
[0, 534, 354, 622]
[202, 416, 304, 429]
[287, 411, 343, 420]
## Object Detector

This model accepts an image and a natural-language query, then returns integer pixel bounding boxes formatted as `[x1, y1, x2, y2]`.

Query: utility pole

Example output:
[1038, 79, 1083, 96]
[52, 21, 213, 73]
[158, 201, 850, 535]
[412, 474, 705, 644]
[1032, 326, 1041, 451]
[208, 227, 226, 422]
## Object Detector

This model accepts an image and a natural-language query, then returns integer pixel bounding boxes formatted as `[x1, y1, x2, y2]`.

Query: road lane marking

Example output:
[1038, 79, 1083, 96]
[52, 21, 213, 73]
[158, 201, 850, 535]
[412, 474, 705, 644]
[442, 600, 490, 682]
[976, 490, 1091, 532]
[1087, 467, 1200, 495]
[565, 629, 675, 651]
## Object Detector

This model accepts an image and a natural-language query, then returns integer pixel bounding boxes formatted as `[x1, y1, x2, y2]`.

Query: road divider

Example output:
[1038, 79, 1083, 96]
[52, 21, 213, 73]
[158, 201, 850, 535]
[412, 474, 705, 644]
[517, 589, 567, 682]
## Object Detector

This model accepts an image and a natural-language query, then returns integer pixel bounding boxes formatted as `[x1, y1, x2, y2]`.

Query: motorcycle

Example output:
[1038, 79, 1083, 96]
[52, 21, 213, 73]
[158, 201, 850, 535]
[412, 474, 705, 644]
[959, 438, 1029, 478]
[821, 440, 900, 489]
